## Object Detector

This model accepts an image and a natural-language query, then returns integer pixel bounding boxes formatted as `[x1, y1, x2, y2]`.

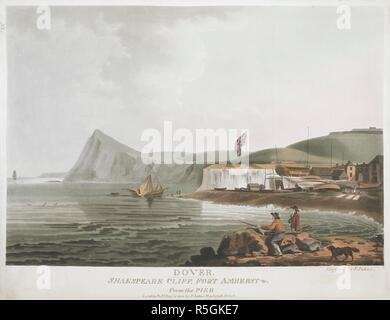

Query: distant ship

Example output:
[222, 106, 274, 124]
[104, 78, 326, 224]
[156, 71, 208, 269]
[129, 175, 164, 198]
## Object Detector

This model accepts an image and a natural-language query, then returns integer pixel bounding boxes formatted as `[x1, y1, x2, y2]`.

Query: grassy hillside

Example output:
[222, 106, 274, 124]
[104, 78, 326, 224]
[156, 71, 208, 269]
[249, 147, 342, 165]
[250, 129, 382, 165]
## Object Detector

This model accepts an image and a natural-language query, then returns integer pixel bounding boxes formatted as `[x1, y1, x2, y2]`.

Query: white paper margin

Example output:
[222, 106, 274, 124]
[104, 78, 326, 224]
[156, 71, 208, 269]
[0, 0, 389, 300]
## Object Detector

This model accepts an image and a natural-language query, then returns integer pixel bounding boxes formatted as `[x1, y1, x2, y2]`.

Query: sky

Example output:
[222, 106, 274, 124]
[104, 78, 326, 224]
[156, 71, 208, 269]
[6, 5, 385, 177]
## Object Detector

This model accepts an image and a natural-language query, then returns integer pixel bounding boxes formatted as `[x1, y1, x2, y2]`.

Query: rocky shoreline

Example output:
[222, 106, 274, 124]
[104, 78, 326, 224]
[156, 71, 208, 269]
[186, 190, 383, 224]
[184, 228, 384, 267]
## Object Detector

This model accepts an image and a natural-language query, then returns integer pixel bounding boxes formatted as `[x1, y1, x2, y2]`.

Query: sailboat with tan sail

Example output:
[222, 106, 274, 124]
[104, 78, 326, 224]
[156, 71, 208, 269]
[129, 174, 164, 198]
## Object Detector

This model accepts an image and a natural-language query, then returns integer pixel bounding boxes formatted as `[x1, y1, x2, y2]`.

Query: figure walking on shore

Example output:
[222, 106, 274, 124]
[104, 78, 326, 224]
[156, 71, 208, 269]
[288, 205, 301, 233]
[259, 212, 285, 256]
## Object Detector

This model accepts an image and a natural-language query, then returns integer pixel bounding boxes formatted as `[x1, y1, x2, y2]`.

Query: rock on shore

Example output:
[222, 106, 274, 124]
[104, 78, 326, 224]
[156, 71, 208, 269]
[185, 228, 383, 266]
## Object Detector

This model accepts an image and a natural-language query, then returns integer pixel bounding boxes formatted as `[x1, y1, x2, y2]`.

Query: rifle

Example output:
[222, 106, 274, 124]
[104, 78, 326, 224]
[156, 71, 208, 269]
[289, 225, 312, 234]
[239, 220, 264, 235]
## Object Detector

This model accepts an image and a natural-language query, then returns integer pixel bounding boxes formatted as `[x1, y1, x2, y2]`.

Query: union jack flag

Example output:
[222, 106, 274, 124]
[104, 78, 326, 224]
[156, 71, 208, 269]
[235, 132, 247, 157]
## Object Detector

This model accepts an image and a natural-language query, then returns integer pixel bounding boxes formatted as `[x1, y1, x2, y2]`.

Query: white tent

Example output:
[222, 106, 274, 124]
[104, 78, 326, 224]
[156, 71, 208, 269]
[198, 167, 281, 191]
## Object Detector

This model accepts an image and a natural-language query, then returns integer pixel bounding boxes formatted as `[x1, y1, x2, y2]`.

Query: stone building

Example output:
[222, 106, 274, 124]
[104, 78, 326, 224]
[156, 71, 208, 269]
[368, 155, 383, 184]
[356, 162, 369, 182]
[344, 161, 357, 181]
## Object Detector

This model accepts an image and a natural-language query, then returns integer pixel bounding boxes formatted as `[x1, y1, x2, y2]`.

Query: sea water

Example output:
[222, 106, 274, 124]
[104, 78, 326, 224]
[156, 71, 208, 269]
[6, 182, 383, 266]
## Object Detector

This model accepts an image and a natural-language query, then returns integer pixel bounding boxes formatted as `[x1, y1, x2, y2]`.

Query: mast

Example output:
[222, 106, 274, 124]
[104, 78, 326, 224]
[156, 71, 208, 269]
[274, 144, 279, 163]
[274, 145, 278, 190]
[330, 139, 333, 168]
[306, 127, 310, 167]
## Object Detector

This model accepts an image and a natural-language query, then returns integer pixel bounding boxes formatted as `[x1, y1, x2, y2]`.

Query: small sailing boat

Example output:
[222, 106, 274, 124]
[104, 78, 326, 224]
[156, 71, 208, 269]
[129, 175, 164, 198]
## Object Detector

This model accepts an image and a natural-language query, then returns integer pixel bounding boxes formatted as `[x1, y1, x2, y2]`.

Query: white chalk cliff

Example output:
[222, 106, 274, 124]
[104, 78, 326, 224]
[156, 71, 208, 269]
[65, 130, 147, 181]
[64, 130, 206, 189]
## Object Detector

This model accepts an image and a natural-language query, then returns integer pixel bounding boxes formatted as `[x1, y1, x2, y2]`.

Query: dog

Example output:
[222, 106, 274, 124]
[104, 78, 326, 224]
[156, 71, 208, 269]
[327, 245, 360, 261]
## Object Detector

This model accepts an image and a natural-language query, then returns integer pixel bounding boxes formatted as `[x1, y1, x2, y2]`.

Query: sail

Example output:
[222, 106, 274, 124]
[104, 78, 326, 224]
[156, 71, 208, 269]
[130, 174, 163, 197]
[154, 183, 163, 193]
[139, 175, 153, 196]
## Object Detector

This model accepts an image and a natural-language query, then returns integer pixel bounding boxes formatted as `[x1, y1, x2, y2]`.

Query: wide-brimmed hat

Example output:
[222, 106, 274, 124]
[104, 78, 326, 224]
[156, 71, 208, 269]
[270, 212, 280, 219]
[290, 205, 299, 211]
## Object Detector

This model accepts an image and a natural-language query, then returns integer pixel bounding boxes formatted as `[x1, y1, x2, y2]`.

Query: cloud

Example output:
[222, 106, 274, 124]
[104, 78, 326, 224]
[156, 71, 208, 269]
[6, 6, 384, 176]
[7, 8, 128, 175]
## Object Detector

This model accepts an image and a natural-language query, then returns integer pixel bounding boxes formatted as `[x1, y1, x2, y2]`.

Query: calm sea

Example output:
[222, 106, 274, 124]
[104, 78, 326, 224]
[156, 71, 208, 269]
[6, 182, 383, 266]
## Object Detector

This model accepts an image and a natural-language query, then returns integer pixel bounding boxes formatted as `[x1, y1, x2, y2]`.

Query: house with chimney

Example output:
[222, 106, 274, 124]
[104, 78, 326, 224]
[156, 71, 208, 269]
[356, 162, 369, 182]
[344, 161, 357, 181]
[368, 155, 383, 184]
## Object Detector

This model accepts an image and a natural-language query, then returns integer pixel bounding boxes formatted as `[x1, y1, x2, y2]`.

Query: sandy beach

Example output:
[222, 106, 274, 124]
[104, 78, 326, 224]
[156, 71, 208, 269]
[185, 233, 384, 267]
